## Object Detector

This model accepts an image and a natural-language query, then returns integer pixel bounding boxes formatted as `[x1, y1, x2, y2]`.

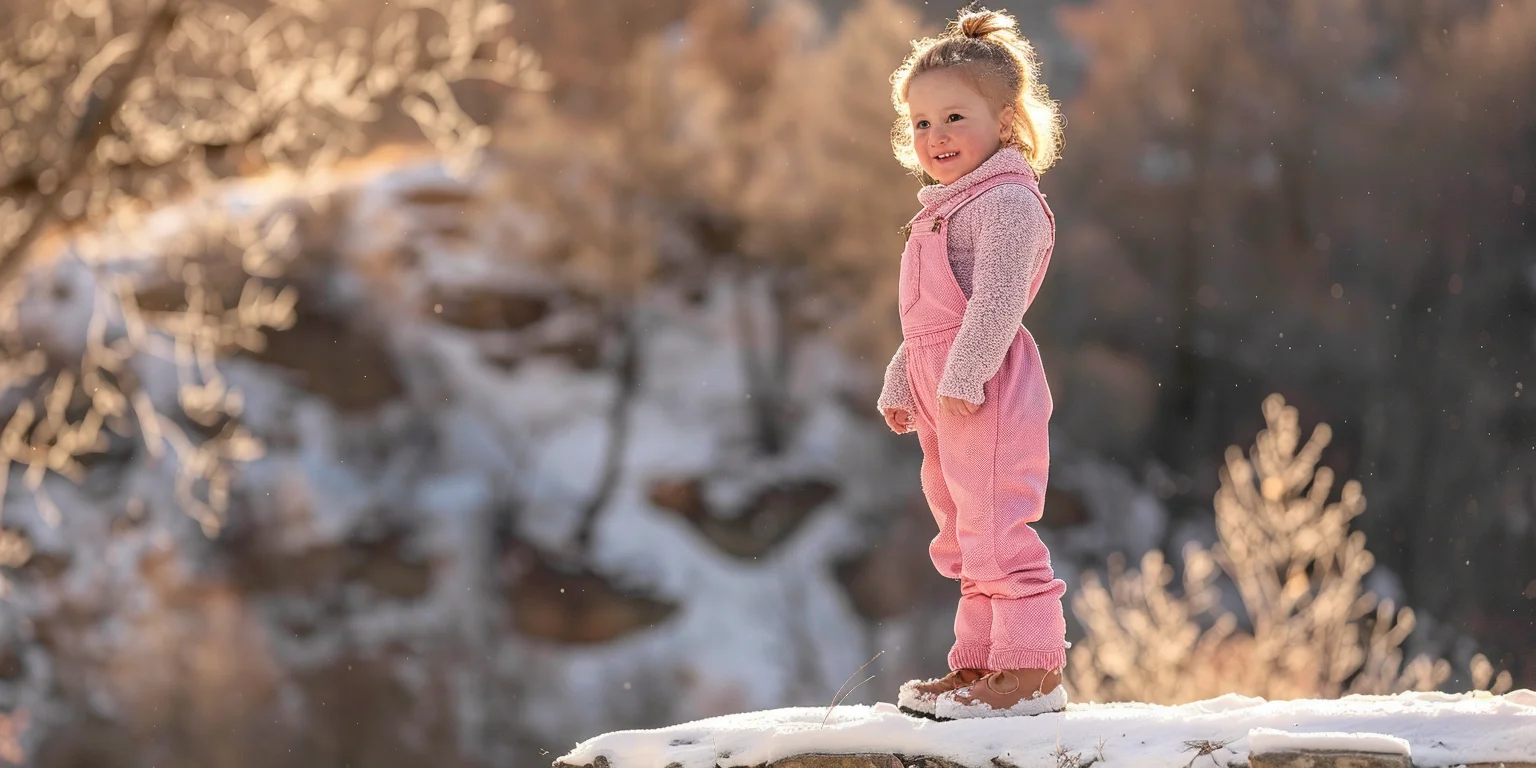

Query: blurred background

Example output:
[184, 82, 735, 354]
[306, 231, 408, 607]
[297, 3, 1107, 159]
[0, 0, 1531, 765]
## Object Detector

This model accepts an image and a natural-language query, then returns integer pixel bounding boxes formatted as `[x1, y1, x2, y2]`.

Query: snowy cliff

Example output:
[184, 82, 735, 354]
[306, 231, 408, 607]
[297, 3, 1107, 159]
[0, 152, 1170, 765]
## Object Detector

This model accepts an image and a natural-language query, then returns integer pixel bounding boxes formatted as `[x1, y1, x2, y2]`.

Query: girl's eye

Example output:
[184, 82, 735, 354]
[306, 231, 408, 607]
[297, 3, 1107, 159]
[915, 120, 930, 129]
[948, 113, 964, 122]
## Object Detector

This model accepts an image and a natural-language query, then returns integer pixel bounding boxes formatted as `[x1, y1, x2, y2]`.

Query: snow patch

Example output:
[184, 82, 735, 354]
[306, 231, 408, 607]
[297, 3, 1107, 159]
[1247, 727, 1410, 756]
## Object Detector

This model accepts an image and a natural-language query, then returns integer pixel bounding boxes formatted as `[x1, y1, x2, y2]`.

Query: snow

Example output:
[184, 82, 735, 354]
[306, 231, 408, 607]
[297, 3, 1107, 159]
[1246, 727, 1409, 756]
[556, 690, 1536, 768]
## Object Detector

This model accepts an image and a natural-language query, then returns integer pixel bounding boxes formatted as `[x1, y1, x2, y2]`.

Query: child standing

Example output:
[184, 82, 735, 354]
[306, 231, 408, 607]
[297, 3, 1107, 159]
[877, 8, 1067, 720]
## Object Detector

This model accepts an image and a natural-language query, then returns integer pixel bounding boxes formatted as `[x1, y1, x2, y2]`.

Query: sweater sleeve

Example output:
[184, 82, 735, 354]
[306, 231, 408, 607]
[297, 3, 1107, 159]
[876, 341, 916, 421]
[937, 185, 1051, 405]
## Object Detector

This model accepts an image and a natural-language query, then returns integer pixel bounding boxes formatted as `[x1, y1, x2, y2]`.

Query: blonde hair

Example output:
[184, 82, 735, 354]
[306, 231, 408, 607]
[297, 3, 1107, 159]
[889, 7, 1063, 176]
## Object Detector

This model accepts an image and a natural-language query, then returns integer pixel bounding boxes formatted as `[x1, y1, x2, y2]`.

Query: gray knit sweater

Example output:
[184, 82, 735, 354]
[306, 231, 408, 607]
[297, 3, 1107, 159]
[876, 147, 1052, 411]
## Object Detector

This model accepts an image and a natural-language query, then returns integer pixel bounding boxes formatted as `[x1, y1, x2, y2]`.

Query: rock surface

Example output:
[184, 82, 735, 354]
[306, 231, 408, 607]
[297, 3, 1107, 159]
[1249, 752, 1412, 768]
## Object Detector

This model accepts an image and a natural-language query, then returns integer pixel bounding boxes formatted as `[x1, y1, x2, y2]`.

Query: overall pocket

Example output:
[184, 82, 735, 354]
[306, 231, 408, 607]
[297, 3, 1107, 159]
[898, 235, 925, 314]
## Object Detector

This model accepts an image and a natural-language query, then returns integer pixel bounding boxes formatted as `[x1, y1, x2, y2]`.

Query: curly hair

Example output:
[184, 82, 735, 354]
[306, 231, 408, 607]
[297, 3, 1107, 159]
[889, 7, 1063, 176]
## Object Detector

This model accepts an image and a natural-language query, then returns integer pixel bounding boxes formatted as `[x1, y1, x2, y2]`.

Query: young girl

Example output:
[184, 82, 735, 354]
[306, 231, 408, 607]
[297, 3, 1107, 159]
[876, 8, 1067, 720]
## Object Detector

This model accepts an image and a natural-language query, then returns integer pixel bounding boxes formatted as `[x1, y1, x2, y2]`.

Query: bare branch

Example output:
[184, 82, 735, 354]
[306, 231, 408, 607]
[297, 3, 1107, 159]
[0, 2, 179, 290]
[0, 0, 543, 541]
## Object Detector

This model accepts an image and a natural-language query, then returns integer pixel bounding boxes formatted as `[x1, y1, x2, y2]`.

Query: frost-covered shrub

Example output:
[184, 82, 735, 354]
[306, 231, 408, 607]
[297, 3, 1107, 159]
[1069, 394, 1511, 703]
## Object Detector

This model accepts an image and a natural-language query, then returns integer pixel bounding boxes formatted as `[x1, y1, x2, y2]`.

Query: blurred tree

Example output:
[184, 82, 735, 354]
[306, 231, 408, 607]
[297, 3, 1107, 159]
[1371, 0, 1536, 682]
[1053, 0, 1536, 681]
[740, 0, 924, 390]
[645, 0, 929, 454]
[0, 0, 545, 537]
[508, 0, 693, 122]
[500, 0, 926, 556]
[642, 0, 806, 457]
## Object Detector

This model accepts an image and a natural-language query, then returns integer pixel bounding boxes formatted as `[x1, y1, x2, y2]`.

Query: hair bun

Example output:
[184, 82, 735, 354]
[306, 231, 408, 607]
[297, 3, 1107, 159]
[956, 9, 1016, 40]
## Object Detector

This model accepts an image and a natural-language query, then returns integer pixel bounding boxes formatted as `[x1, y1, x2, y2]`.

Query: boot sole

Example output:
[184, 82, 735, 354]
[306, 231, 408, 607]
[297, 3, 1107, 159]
[898, 706, 951, 722]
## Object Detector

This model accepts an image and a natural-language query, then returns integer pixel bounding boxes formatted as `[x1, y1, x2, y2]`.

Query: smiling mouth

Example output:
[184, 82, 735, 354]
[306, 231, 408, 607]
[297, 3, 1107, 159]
[935, 152, 959, 161]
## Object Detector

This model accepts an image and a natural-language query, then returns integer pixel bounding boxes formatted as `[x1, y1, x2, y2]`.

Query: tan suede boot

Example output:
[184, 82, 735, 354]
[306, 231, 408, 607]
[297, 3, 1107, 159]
[935, 668, 1067, 720]
[896, 668, 987, 719]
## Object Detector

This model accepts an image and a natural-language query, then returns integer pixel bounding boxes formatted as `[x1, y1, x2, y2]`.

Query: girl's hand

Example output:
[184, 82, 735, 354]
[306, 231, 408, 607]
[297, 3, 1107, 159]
[883, 407, 912, 433]
[939, 395, 979, 417]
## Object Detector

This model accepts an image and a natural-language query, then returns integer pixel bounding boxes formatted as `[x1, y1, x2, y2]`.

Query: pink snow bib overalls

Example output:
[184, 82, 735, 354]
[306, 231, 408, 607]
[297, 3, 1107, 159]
[898, 171, 1068, 673]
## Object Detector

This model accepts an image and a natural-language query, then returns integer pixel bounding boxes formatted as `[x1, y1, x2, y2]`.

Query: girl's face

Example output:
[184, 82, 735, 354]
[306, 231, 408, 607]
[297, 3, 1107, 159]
[906, 69, 1014, 185]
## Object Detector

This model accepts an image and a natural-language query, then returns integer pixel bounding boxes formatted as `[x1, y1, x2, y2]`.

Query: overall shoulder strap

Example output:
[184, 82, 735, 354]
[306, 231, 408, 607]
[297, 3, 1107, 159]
[935, 171, 1039, 220]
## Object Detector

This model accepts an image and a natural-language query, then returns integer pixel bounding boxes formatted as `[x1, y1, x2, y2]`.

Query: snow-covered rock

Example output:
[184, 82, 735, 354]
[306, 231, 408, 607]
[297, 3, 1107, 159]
[1248, 728, 1410, 757]
[556, 690, 1536, 768]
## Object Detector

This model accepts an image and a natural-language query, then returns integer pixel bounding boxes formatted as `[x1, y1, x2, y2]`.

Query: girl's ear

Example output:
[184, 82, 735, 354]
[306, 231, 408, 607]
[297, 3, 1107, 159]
[998, 104, 1016, 143]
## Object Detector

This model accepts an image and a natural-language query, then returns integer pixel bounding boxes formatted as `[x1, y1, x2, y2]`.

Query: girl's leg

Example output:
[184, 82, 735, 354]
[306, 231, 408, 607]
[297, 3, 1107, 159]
[951, 577, 993, 670]
[909, 349, 989, 666]
[931, 342, 1066, 672]
[972, 568, 1066, 672]
[914, 421, 963, 581]
[899, 576, 991, 718]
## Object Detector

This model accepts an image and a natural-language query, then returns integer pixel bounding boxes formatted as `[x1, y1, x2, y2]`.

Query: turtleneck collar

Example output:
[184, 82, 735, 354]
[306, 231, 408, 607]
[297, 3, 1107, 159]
[916, 146, 1036, 210]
